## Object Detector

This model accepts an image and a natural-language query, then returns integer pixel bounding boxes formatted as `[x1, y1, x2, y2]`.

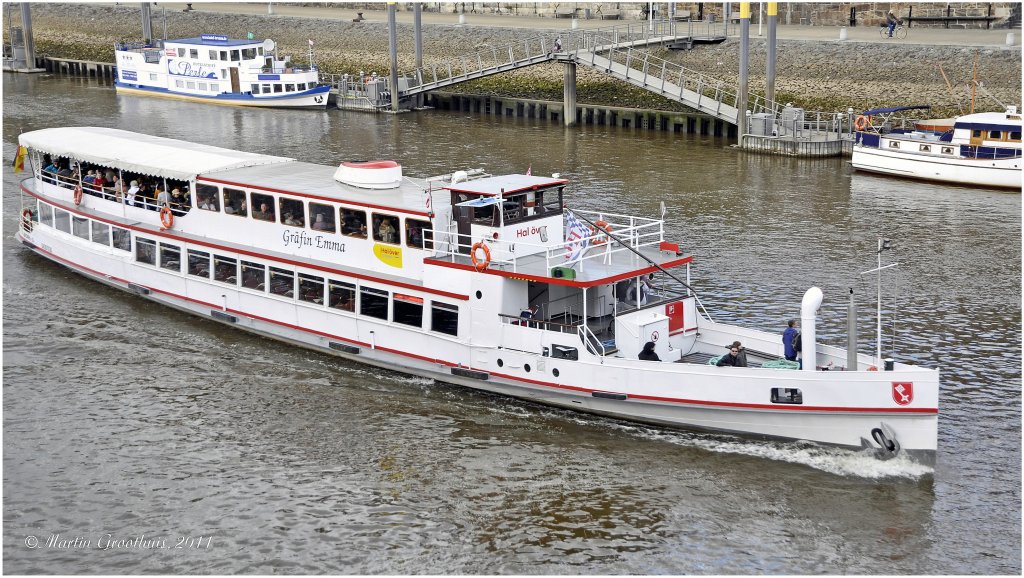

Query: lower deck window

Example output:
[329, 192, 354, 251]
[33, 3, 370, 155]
[160, 243, 181, 272]
[135, 238, 156, 265]
[188, 249, 210, 278]
[112, 226, 131, 251]
[298, 273, 324, 304]
[91, 221, 110, 246]
[329, 280, 355, 311]
[241, 261, 265, 290]
[54, 209, 70, 234]
[431, 302, 459, 336]
[72, 216, 90, 240]
[38, 203, 53, 227]
[269, 267, 294, 297]
[393, 293, 424, 328]
[214, 255, 237, 284]
[360, 287, 389, 320]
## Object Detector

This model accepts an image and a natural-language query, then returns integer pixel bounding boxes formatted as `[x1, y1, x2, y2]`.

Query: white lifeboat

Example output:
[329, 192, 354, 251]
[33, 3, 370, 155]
[333, 160, 403, 189]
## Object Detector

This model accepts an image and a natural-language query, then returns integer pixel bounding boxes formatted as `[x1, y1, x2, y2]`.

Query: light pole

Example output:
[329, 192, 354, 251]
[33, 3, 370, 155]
[861, 238, 898, 368]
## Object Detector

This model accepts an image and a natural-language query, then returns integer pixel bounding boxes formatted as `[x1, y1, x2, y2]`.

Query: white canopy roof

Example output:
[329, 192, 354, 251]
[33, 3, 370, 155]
[19, 126, 293, 181]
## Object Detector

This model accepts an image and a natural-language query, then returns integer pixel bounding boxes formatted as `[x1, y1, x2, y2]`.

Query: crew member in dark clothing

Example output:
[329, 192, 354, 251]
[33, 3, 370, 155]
[726, 341, 748, 367]
[717, 345, 744, 367]
[638, 341, 660, 361]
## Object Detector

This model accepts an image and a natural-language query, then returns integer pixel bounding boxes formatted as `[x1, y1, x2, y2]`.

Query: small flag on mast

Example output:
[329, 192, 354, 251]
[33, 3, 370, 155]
[12, 145, 26, 173]
[308, 39, 314, 47]
[526, 165, 532, 176]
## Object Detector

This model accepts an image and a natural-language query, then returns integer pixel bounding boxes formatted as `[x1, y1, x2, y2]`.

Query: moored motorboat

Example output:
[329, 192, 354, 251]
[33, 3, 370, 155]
[114, 34, 330, 109]
[851, 105, 1022, 190]
[14, 127, 940, 464]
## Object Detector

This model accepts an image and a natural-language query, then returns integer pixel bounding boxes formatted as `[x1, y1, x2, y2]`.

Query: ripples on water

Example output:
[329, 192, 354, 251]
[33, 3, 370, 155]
[3, 74, 1021, 574]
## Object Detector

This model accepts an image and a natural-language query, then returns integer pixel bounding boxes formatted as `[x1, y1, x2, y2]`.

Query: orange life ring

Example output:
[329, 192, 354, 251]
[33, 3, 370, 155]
[867, 365, 878, 372]
[159, 206, 174, 230]
[21, 208, 33, 227]
[470, 242, 491, 271]
[72, 186, 83, 205]
[854, 115, 869, 131]
[591, 219, 613, 245]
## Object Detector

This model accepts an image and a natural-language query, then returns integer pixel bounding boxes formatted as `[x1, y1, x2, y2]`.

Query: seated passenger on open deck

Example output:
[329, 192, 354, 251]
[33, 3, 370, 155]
[716, 346, 744, 367]
[638, 341, 661, 361]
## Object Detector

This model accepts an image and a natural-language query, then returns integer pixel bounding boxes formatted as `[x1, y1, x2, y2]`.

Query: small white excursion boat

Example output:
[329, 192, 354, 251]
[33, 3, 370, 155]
[114, 34, 330, 109]
[851, 105, 1022, 190]
[14, 127, 940, 464]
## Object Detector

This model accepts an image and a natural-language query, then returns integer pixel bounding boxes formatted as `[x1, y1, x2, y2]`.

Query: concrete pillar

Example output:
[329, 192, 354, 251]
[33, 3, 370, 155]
[140, 3, 152, 43]
[737, 2, 749, 139]
[20, 3, 36, 69]
[563, 61, 577, 126]
[766, 2, 777, 107]
[387, 3, 400, 112]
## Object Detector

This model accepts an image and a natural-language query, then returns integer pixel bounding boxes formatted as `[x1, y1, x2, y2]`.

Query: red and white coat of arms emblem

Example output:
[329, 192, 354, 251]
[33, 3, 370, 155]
[891, 382, 913, 406]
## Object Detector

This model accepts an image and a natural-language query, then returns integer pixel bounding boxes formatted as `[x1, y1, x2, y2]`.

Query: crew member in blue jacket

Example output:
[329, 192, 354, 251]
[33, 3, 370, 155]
[783, 319, 800, 361]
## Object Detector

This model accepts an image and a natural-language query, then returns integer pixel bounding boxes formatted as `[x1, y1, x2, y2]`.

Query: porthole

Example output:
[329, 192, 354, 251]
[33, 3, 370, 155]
[552, 368, 560, 377]
[497, 358, 503, 367]
[524, 363, 531, 373]
[476, 290, 482, 299]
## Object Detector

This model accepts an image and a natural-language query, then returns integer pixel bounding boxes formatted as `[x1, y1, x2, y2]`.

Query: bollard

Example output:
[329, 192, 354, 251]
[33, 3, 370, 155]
[458, 13, 465, 25]
[571, 18, 579, 29]
[839, 26, 847, 41]
[1007, 32, 1016, 46]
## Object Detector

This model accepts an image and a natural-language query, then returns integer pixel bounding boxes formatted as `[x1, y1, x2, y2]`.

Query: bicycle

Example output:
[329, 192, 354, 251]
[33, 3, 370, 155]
[880, 21, 908, 40]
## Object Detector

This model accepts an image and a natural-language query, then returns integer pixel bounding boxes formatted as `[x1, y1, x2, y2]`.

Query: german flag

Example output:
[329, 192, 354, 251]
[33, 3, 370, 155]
[12, 145, 26, 173]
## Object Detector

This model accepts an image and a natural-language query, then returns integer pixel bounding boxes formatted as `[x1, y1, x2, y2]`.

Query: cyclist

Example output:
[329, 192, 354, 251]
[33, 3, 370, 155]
[886, 10, 899, 37]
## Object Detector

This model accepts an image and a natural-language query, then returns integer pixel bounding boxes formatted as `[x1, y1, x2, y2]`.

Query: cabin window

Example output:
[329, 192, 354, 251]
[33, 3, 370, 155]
[230, 50, 240, 61]
[195, 183, 220, 212]
[888, 141, 900, 149]
[431, 302, 459, 336]
[54, 209, 70, 233]
[160, 243, 181, 272]
[112, 226, 131, 251]
[298, 273, 325, 304]
[360, 286, 389, 320]
[198, 82, 207, 91]
[175, 79, 185, 88]
[941, 146, 954, 155]
[257, 47, 263, 56]
[393, 293, 424, 328]
[252, 84, 260, 94]
[242, 48, 256, 60]
[213, 255, 237, 285]
[269, 266, 294, 297]
[72, 216, 90, 240]
[285, 84, 295, 92]
[135, 238, 156, 265]
[91, 221, 110, 246]
[149, 73, 158, 82]
[189, 49, 198, 59]
[279, 197, 305, 227]
[309, 202, 336, 233]
[220, 50, 228, 60]
[989, 131, 1002, 139]
[187, 249, 210, 278]
[771, 388, 803, 404]
[223, 187, 248, 217]
[405, 218, 433, 249]
[297, 83, 306, 91]
[340, 208, 368, 238]
[1010, 131, 1022, 141]
[372, 213, 400, 245]
[241, 261, 265, 290]
[177, 48, 185, 57]
[186, 81, 196, 90]
[209, 50, 217, 60]
[272, 84, 282, 93]
[38, 203, 53, 227]
[919, 144, 931, 153]
[973, 129, 983, 138]
[251, 193, 276, 222]
[261, 84, 271, 94]
[329, 280, 355, 311]
[210, 83, 220, 93]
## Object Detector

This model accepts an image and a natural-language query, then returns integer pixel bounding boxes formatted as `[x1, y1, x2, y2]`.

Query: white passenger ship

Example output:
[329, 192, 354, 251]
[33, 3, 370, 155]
[114, 34, 330, 108]
[851, 106, 1022, 189]
[15, 127, 940, 464]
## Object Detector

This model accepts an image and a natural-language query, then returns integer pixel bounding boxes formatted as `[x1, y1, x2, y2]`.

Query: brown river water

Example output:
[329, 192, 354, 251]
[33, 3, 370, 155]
[3, 73, 1020, 574]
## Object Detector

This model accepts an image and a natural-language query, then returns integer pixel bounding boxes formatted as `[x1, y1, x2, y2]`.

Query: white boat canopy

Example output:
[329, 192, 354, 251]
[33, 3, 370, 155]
[18, 126, 294, 181]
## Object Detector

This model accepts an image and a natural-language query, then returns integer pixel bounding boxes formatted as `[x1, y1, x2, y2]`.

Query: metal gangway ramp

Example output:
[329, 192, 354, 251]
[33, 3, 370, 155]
[345, 20, 783, 126]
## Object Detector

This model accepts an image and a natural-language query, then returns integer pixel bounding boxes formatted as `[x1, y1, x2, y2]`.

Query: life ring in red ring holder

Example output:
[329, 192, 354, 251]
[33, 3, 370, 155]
[21, 208, 33, 228]
[72, 186, 83, 205]
[591, 219, 613, 245]
[159, 206, 174, 230]
[854, 115, 869, 131]
[470, 242, 491, 271]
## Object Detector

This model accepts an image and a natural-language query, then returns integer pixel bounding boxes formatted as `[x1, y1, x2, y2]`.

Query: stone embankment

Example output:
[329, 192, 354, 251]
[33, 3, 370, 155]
[18, 3, 1022, 117]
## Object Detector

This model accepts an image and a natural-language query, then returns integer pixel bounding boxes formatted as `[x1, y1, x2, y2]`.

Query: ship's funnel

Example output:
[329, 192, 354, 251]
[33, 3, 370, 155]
[334, 160, 403, 189]
[801, 287, 823, 372]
